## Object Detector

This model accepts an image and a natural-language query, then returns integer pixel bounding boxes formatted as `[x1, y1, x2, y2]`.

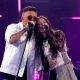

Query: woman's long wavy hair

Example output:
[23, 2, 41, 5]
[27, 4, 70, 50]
[34, 16, 65, 71]
[35, 16, 65, 57]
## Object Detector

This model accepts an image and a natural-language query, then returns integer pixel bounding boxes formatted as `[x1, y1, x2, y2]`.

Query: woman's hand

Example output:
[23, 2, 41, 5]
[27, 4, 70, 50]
[48, 58, 57, 68]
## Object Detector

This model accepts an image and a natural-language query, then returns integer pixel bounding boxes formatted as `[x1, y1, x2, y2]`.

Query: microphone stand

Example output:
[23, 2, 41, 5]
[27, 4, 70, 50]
[15, 24, 34, 80]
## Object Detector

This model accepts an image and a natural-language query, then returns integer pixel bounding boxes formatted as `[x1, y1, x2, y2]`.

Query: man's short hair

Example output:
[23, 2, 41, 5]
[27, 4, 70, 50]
[22, 6, 37, 13]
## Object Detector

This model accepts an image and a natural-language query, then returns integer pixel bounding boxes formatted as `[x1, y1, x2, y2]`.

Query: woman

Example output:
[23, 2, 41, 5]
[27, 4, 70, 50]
[35, 16, 79, 80]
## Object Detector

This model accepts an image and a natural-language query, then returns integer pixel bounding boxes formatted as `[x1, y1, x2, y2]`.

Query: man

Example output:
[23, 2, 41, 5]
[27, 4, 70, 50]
[0, 6, 38, 80]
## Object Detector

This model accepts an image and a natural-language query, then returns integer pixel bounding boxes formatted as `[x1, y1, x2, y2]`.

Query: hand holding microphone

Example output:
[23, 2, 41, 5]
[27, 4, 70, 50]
[28, 21, 35, 30]
[27, 21, 35, 40]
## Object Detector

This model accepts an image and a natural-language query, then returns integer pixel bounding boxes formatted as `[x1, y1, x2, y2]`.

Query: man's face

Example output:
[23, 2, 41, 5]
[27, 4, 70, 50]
[22, 11, 37, 26]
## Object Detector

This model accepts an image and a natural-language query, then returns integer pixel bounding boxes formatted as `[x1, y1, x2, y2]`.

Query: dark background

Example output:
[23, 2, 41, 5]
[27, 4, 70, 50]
[0, 0, 80, 78]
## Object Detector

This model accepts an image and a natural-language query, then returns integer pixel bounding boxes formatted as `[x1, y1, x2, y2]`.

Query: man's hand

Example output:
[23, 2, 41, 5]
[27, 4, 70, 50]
[9, 27, 28, 44]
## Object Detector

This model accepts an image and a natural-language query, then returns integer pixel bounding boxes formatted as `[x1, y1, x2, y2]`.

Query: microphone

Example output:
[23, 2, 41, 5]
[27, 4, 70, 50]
[44, 23, 53, 44]
[28, 21, 35, 30]
[42, 23, 50, 40]
[45, 23, 49, 31]
[44, 23, 50, 37]
[27, 21, 35, 40]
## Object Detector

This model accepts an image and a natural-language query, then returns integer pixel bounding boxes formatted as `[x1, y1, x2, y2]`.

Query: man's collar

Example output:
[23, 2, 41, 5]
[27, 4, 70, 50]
[18, 22, 28, 30]
[18, 22, 23, 30]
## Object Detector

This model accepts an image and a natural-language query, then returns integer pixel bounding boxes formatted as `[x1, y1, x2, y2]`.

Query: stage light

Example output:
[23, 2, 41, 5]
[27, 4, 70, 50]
[34, 68, 39, 80]
[60, 17, 80, 20]
[71, 17, 80, 20]
[18, 0, 21, 13]
[0, 15, 2, 18]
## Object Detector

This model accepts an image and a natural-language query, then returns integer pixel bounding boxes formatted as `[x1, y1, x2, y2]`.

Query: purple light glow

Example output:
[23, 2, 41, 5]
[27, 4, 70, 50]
[18, 0, 21, 13]
[72, 17, 80, 20]
[34, 68, 39, 80]
[0, 15, 2, 18]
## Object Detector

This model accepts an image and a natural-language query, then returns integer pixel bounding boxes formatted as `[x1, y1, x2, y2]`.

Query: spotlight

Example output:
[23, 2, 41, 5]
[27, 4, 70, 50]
[0, 15, 2, 18]
[71, 17, 80, 20]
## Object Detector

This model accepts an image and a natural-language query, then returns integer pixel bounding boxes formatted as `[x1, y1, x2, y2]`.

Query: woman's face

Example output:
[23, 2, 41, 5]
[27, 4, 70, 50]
[38, 18, 49, 37]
